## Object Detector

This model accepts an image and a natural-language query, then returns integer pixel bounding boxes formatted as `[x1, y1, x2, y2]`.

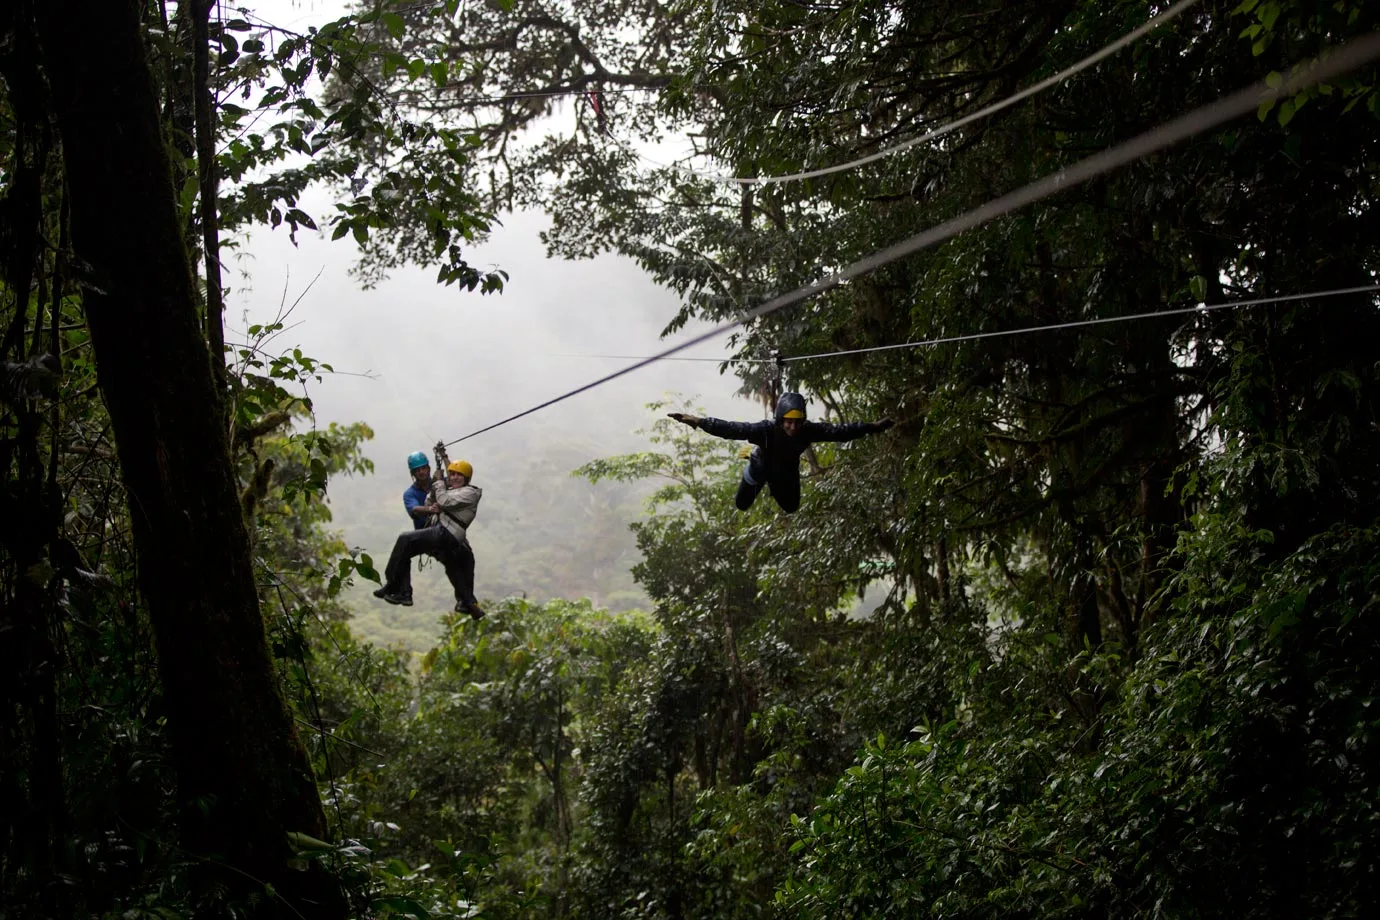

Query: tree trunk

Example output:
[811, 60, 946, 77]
[32, 1, 342, 914]
[191, 0, 228, 397]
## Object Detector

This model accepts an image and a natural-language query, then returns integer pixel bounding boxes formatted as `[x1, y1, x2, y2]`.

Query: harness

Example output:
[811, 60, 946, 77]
[436, 505, 470, 539]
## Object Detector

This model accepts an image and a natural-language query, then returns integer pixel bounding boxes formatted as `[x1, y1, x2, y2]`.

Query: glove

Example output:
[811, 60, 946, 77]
[668, 412, 702, 427]
[873, 418, 895, 433]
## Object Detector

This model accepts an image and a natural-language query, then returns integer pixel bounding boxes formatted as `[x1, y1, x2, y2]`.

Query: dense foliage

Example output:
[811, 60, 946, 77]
[4, 0, 1380, 918]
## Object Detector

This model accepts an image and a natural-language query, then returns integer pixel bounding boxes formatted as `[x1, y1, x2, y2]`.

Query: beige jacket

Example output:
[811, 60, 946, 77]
[432, 482, 481, 545]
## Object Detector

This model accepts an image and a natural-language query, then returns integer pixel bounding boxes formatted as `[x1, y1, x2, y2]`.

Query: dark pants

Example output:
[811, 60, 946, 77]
[735, 465, 801, 513]
[382, 525, 478, 606]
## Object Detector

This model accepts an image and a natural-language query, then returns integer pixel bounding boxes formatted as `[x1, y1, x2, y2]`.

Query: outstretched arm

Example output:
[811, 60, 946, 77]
[808, 418, 894, 443]
[669, 412, 770, 443]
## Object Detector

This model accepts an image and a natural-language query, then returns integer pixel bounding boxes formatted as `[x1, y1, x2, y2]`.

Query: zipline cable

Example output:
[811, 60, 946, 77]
[442, 33, 1380, 448]
[633, 0, 1202, 187]
[781, 284, 1380, 361]
[549, 353, 774, 363]
[543, 285, 1380, 365]
[400, 84, 659, 106]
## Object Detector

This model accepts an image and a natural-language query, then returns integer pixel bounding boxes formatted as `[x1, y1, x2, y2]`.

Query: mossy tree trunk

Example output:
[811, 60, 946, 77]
[32, 1, 342, 914]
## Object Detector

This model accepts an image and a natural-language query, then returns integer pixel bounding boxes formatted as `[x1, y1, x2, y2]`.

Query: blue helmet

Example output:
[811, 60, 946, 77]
[406, 450, 429, 471]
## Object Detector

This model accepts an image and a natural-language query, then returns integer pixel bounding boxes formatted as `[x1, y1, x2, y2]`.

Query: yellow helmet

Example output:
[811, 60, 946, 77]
[776, 393, 807, 422]
[447, 459, 473, 479]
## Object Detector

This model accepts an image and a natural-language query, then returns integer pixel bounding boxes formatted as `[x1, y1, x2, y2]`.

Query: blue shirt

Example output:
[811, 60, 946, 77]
[403, 481, 431, 529]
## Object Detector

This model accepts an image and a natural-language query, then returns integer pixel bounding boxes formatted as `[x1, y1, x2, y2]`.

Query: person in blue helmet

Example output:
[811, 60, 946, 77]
[373, 453, 485, 619]
[403, 450, 435, 528]
[669, 392, 893, 513]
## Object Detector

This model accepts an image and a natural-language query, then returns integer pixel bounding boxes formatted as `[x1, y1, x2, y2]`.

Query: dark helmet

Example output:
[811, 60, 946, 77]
[774, 392, 807, 424]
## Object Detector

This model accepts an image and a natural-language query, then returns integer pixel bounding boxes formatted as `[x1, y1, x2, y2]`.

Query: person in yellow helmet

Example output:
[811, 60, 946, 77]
[669, 392, 892, 513]
[374, 457, 485, 619]
[432, 459, 483, 617]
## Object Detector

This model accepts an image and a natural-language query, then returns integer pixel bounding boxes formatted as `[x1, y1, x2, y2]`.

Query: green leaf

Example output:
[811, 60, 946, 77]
[1190, 275, 1207, 302]
[381, 50, 408, 78]
[371, 896, 431, 919]
[286, 831, 333, 852]
[285, 208, 318, 230]
[1268, 606, 1301, 637]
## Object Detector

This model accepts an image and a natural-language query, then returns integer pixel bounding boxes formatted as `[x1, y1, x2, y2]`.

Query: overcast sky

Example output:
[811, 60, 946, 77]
[233, 202, 754, 450]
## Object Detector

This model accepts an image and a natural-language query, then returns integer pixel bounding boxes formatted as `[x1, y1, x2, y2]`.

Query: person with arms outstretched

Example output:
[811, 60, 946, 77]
[669, 392, 893, 513]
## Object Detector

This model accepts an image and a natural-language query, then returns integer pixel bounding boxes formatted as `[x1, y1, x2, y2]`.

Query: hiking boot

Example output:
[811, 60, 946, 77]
[375, 587, 412, 606]
[455, 601, 485, 621]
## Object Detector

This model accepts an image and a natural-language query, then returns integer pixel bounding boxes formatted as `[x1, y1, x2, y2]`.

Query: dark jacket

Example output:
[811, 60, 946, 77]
[698, 393, 880, 481]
